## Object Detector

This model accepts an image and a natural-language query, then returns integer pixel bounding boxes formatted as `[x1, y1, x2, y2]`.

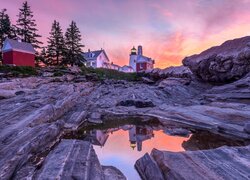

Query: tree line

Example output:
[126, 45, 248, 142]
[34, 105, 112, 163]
[0, 1, 85, 66]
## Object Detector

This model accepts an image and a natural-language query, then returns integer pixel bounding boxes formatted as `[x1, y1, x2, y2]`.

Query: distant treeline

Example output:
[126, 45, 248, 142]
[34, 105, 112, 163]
[0, 1, 85, 66]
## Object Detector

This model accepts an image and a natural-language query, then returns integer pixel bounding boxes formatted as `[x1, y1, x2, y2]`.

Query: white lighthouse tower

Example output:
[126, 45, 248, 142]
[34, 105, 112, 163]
[129, 46, 137, 72]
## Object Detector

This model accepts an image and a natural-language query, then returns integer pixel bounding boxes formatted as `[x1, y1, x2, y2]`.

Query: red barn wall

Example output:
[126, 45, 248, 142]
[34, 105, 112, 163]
[3, 51, 35, 67]
[2, 51, 13, 65]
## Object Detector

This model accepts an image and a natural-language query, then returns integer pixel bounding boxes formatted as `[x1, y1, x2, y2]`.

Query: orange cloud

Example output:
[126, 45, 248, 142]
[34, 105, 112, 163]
[3, 0, 250, 69]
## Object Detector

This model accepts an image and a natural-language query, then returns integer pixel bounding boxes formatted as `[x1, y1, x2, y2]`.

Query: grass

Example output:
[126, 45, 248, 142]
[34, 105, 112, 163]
[0, 65, 38, 76]
[81, 67, 143, 81]
[0, 64, 143, 81]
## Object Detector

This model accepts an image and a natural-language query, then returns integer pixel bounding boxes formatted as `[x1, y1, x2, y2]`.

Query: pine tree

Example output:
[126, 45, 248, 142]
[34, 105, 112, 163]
[16, 1, 42, 49]
[0, 9, 13, 48]
[46, 20, 65, 65]
[35, 47, 46, 66]
[64, 21, 85, 66]
[0, 9, 16, 60]
[40, 47, 47, 63]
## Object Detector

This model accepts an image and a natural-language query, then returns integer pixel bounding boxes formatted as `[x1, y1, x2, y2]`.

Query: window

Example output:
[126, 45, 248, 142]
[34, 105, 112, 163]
[92, 62, 96, 66]
[140, 63, 143, 69]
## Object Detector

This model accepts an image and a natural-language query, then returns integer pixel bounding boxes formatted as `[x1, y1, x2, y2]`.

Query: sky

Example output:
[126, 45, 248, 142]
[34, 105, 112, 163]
[1, 0, 250, 68]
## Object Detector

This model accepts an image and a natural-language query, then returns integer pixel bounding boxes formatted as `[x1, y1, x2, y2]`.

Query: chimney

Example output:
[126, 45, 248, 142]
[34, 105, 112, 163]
[88, 49, 91, 58]
[138, 45, 143, 56]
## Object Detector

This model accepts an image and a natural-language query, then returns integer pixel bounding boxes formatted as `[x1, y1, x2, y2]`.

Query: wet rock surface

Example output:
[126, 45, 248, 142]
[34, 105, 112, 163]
[182, 131, 249, 151]
[163, 127, 191, 137]
[135, 153, 164, 180]
[102, 166, 126, 180]
[0, 77, 95, 179]
[34, 139, 124, 180]
[117, 99, 155, 108]
[136, 146, 250, 180]
[244, 123, 250, 134]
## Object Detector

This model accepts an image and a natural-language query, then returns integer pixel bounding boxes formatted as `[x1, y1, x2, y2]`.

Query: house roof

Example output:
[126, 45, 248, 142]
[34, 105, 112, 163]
[121, 65, 133, 69]
[83, 50, 102, 60]
[83, 49, 110, 62]
[110, 63, 120, 68]
[136, 55, 153, 63]
[2, 38, 36, 54]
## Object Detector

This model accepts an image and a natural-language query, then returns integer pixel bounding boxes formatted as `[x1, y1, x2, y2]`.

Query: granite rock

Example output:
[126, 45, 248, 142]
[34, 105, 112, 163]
[183, 36, 250, 83]
[139, 146, 250, 180]
[244, 123, 250, 134]
[35, 139, 126, 180]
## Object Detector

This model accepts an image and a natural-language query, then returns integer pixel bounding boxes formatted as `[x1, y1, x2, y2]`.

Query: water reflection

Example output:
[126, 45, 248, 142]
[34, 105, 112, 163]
[80, 124, 188, 152]
[77, 124, 189, 180]
[129, 126, 154, 151]
[182, 131, 248, 151]
[64, 120, 248, 180]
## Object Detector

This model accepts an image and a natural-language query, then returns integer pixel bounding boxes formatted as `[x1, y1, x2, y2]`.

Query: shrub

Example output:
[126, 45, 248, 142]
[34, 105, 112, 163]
[0, 65, 38, 76]
[81, 67, 142, 81]
[53, 71, 64, 77]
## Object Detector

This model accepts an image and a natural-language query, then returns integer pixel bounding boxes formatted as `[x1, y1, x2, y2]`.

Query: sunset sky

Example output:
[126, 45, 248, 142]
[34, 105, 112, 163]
[2, 0, 250, 68]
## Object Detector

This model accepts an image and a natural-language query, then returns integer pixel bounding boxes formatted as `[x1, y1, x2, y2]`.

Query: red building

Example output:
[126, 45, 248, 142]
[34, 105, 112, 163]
[136, 60, 154, 72]
[1, 38, 36, 67]
[129, 45, 155, 72]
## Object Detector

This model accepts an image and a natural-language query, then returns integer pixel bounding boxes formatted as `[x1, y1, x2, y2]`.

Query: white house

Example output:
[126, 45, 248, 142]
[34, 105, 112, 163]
[83, 49, 110, 68]
[119, 65, 134, 73]
[110, 62, 120, 70]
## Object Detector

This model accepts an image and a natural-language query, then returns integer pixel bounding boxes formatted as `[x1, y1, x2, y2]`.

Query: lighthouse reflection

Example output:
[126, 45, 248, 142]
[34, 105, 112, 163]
[129, 126, 154, 151]
[82, 125, 161, 151]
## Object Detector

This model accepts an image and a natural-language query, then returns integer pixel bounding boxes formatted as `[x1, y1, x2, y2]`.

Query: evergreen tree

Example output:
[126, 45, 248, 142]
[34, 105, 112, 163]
[40, 47, 47, 63]
[16, 1, 42, 49]
[64, 21, 84, 66]
[0, 9, 13, 48]
[35, 47, 46, 66]
[46, 20, 65, 65]
[0, 9, 16, 60]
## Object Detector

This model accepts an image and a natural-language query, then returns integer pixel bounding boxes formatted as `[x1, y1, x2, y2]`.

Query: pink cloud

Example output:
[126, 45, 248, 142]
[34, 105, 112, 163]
[2, 0, 250, 68]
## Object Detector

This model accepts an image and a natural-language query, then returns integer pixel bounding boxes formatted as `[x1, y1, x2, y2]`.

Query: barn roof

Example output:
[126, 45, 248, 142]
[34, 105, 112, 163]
[2, 38, 36, 54]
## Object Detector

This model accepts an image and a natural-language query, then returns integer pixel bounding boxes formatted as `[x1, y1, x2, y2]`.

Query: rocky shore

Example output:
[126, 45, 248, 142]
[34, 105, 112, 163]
[0, 36, 250, 179]
[135, 145, 250, 180]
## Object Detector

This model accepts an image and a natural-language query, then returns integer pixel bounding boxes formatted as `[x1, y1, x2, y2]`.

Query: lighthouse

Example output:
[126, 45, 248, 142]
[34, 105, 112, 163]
[129, 46, 137, 71]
